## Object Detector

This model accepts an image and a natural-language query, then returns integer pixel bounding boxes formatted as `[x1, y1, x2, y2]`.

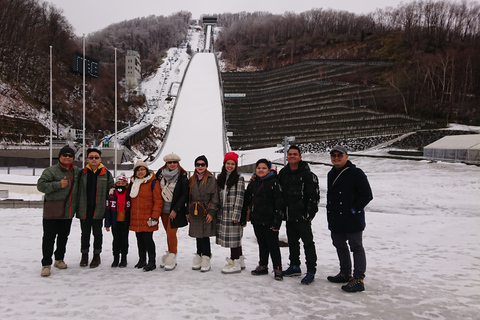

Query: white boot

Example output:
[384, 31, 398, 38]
[160, 251, 169, 268]
[222, 258, 241, 274]
[239, 255, 246, 270]
[200, 255, 211, 272]
[192, 254, 202, 270]
[164, 253, 177, 271]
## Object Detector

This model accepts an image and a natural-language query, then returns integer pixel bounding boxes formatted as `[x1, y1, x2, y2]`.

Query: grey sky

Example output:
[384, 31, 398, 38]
[45, 0, 408, 36]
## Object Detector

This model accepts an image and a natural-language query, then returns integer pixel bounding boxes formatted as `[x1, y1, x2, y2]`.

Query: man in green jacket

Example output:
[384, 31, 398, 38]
[77, 148, 114, 268]
[37, 145, 80, 277]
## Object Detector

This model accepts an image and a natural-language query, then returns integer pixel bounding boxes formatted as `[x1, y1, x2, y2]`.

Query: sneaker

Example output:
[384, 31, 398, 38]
[274, 267, 283, 281]
[200, 255, 211, 272]
[341, 277, 365, 292]
[301, 272, 315, 285]
[164, 253, 177, 271]
[192, 254, 202, 270]
[283, 265, 301, 277]
[54, 260, 68, 269]
[327, 273, 352, 283]
[251, 265, 268, 276]
[41, 265, 51, 277]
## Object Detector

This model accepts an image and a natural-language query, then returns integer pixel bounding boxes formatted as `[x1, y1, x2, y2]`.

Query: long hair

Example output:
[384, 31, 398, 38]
[189, 169, 212, 188]
[217, 163, 240, 189]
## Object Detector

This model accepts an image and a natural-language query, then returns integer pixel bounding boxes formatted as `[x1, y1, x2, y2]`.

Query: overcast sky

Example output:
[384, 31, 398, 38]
[45, 0, 407, 36]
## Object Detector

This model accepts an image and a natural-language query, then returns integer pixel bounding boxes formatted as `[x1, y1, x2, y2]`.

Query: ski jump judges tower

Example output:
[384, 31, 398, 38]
[202, 17, 217, 53]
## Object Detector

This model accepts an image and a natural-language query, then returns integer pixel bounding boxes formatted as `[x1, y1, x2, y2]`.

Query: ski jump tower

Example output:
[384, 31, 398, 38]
[202, 17, 217, 52]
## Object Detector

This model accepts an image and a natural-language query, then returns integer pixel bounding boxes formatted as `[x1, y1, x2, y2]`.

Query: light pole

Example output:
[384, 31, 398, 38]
[49, 45, 53, 166]
[114, 48, 118, 177]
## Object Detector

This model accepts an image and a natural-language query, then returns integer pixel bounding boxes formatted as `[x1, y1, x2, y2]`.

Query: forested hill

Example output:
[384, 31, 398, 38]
[0, 0, 190, 142]
[0, 0, 479, 144]
[215, 0, 480, 124]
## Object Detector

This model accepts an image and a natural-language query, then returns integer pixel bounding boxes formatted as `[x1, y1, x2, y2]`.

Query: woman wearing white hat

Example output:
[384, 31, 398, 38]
[155, 153, 189, 271]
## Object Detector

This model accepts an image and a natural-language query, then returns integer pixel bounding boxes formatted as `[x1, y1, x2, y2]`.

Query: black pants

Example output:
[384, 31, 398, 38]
[112, 221, 129, 256]
[196, 237, 211, 257]
[42, 219, 73, 266]
[136, 232, 155, 263]
[286, 220, 317, 273]
[253, 224, 281, 269]
[80, 218, 103, 254]
[331, 231, 366, 279]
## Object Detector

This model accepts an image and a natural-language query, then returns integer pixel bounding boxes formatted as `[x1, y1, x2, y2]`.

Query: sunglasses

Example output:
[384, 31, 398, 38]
[330, 153, 344, 159]
[62, 154, 74, 158]
[195, 163, 206, 167]
[167, 161, 178, 164]
[87, 156, 100, 160]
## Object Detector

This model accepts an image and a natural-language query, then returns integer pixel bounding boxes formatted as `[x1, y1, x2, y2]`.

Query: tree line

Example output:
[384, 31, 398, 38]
[0, 0, 189, 135]
[215, 0, 480, 124]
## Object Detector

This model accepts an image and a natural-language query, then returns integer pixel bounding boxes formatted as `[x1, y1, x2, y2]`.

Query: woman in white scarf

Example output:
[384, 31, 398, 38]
[155, 153, 189, 271]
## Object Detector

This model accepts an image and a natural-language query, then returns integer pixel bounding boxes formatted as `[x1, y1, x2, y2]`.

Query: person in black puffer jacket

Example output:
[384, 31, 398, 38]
[242, 159, 284, 281]
[278, 146, 320, 285]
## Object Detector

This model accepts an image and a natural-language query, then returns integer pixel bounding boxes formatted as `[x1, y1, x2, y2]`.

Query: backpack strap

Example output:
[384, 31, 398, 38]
[151, 179, 156, 191]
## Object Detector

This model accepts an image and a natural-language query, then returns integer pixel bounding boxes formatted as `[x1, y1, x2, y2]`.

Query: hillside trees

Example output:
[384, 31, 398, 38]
[215, 0, 480, 124]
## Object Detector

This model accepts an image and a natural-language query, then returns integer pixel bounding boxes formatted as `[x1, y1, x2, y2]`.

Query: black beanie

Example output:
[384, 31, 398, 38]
[256, 158, 272, 170]
[58, 146, 75, 158]
[194, 155, 208, 167]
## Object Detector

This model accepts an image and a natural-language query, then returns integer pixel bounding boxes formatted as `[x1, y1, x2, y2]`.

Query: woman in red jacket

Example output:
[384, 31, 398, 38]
[129, 161, 163, 271]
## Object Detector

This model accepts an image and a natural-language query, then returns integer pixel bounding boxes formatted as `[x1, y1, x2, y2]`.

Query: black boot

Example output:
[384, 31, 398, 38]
[111, 254, 120, 268]
[119, 254, 127, 268]
[80, 253, 88, 267]
[135, 249, 147, 268]
[143, 250, 156, 272]
[90, 253, 101, 268]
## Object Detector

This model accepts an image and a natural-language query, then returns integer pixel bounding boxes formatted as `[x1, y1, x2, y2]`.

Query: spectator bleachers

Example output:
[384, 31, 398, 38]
[222, 60, 437, 150]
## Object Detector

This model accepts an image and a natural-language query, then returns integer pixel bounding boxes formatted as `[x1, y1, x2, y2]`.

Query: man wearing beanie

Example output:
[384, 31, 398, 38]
[37, 145, 81, 277]
[76, 148, 114, 268]
[278, 146, 320, 285]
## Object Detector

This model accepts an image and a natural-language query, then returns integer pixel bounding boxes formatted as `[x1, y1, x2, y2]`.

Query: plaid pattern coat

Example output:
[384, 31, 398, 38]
[216, 176, 245, 247]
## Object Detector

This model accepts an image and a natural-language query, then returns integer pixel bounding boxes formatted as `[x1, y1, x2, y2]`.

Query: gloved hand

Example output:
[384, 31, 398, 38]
[147, 217, 158, 227]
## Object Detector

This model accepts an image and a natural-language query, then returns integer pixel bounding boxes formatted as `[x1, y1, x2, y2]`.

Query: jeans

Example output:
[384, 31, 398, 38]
[286, 220, 317, 273]
[80, 218, 103, 254]
[331, 231, 366, 279]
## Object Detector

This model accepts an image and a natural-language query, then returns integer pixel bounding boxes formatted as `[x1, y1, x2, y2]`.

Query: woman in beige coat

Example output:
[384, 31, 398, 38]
[188, 155, 219, 272]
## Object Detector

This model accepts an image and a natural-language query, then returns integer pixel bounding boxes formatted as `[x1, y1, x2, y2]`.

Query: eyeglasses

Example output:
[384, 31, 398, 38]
[62, 154, 74, 158]
[195, 163, 206, 167]
[87, 156, 100, 160]
[330, 153, 344, 159]
[137, 168, 147, 171]
[167, 161, 178, 164]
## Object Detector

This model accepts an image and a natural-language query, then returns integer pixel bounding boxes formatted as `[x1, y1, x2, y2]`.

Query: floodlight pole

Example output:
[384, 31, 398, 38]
[82, 34, 86, 168]
[49, 45, 53, 166]
[114, 48, 118, 177]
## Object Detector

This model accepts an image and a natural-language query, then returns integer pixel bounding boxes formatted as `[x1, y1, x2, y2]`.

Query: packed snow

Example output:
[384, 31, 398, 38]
[0, 24, 479, 320]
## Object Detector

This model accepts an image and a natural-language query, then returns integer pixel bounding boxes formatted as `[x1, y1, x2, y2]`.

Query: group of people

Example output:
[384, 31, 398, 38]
[38, 144, 372, 292]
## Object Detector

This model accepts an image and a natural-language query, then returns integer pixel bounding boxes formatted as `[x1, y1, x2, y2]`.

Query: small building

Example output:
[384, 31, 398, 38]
[125, 50, 141, 89]
[424, 134, 480, 164]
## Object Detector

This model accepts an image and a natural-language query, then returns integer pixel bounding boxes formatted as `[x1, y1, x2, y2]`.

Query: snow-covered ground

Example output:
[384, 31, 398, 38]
[0, 154, 479, 319]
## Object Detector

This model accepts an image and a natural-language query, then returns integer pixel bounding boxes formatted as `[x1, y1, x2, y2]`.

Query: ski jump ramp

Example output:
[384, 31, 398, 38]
[150, 53, 227, 172]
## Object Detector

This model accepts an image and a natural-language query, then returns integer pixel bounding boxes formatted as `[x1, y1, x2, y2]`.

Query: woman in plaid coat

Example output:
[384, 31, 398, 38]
[216, 152, 245, 274]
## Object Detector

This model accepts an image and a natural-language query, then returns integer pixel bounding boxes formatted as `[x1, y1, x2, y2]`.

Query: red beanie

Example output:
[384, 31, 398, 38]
[223, 152, 239, 166]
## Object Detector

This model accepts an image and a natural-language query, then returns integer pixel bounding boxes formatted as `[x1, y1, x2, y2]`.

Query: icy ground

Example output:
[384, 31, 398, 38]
[0, 151, 479, 320]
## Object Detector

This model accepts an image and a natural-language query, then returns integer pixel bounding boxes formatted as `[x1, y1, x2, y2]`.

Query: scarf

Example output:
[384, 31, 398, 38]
[160, 167, 179, 213]
[196, 172, 205, 181]
[115, 190, 126, 220]
[130, 171, 153, 198]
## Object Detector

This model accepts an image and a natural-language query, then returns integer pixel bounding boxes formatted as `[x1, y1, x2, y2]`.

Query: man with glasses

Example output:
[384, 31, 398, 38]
[77, 148, 114, 268]
[37, 146, 80, 277]
[326, 145, 373, 292]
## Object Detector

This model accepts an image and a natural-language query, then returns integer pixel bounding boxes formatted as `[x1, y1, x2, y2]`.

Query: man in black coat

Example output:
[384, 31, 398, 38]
[326, 145, 373, 292]
[278, 146, 320, 285]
